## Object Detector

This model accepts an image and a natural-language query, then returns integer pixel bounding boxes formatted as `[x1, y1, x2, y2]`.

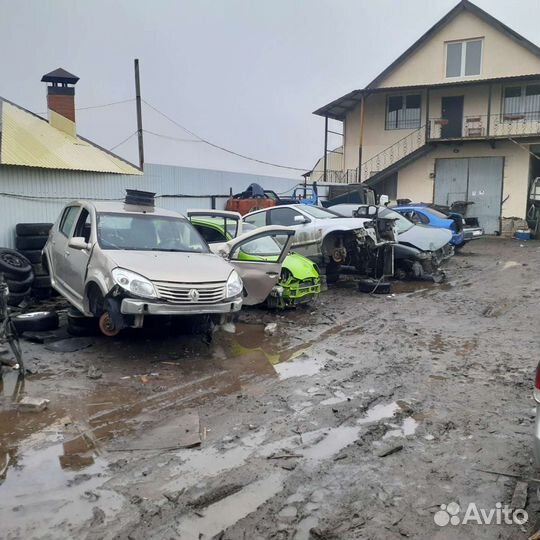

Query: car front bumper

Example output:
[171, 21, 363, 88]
[534, 403, 540, 467]
[121, 297, 242, 316]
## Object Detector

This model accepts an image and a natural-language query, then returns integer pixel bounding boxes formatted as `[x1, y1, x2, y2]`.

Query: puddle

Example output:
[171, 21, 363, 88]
[383, 417, 419, 439]
[391, 281, 452, 295]
[273, 355, 325, 380]
[302, 427, 359, 460]
[174, 472, 285, 538]
[502, 260, 520, 270]
[320, 390, 349, 406]
[357, 402, 400, 424]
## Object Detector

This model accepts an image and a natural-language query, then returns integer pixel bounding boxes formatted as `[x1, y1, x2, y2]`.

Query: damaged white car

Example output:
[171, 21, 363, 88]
[243, 204, 397, 282]
[43, 194, 294, 336]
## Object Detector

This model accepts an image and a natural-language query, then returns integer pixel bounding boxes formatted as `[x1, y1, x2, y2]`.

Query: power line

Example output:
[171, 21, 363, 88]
[143, 129, 201, 143]
[37, 98, 134, 116]
[142, 99, 309, 172]
[109, 130, 138, 151]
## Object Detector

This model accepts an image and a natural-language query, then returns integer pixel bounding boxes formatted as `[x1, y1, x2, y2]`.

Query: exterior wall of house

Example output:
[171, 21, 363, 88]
[395, 140, 535, 218]
[376, 11, 540, 88]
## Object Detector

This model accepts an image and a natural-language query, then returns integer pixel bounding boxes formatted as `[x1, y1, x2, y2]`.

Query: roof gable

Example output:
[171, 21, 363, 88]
[0, 98, 141, 175]
[368, 0, 540, 89]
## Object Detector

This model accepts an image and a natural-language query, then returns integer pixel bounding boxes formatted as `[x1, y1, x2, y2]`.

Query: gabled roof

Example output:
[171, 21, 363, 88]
[0, 97, 142, 175]
[314, 0, 540, 120]
[365, 0, 540, 90]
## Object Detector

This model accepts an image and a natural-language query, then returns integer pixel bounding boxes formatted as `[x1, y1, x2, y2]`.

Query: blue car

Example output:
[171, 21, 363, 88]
[392, 205, 465, 246]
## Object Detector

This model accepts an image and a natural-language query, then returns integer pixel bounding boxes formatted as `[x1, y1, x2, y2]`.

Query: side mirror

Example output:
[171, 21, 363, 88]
[294, 215, 308, 224]
[354, 205, 378, 218]
[68, 237, 91, 250]
[379, 194, 389, 206]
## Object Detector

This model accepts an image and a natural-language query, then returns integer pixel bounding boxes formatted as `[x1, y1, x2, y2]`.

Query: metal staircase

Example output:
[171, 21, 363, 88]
[359, 124, 431, 184]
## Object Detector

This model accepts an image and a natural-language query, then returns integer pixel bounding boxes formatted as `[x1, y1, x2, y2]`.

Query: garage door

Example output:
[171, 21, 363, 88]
[434, 157, 503, 234]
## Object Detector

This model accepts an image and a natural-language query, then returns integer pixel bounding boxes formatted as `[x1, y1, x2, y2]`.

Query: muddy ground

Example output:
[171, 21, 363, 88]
[1, 237, 540, 540]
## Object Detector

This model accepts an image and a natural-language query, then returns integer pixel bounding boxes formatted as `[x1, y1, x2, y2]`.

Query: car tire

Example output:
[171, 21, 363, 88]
[33, 275, 51, 289]
[16, 223, 53, 237]
[7, 288, 31, 307]
[325, 262, 340, 284]
[15, 236, 48, 251]
[0, 249, 32, 278]
[19, 250, 43, 264]
[32, 287, 52, 300]
[12, 311, 59, 333]
[67, 311, 99, 336]
[6, 273, 35, 293]
[32, 263, 49, 277]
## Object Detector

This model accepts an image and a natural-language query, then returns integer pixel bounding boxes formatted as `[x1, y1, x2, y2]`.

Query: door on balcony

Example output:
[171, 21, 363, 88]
[441, 96, 464, 138]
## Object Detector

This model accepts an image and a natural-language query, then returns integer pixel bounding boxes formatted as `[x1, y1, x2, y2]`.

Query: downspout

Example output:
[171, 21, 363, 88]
[358, 95, 365, 182]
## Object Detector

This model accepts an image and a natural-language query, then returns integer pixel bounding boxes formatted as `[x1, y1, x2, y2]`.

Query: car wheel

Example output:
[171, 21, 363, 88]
[325, 261, 340, 284]
[0, 249, 32, 278]
[6, 273, 35, 293]
[33, 276, 51, 289]
[16, 223, 53, 237]
[19, 250, 42, 264]
[7, 288, 31, 307]
[12, 311, 59, 333]
[98, 312, 121, 337]
[15, 236, 48, 251]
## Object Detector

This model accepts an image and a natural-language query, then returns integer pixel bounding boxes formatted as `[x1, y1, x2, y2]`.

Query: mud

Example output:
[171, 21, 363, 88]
[1, 237, 539, 539]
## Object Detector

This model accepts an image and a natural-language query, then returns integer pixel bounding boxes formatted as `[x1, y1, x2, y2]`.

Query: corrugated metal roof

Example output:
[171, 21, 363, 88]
[0, 100, 142, 175]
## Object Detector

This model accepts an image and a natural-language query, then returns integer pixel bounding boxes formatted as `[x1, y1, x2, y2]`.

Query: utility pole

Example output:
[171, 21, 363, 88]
[323, 115, 328, 183]
[134, 59, 144, 171]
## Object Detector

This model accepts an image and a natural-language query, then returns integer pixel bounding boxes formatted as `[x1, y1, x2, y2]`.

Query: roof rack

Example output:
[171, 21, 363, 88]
[125, 189, 156, 207]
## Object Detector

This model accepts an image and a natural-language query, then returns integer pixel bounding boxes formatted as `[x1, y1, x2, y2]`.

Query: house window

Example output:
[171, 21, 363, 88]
[385, 94, 421, 129]
[503, 84, 540, 119]
[445, 39, 482, 78]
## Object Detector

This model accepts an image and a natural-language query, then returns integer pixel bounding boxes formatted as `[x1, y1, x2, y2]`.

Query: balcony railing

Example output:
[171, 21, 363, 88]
[428, 111, 540, 140]
[360, 124, 426, 181]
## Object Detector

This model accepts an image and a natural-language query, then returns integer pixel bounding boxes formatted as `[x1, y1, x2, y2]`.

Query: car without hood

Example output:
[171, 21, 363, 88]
[43, 197, 294, 336]
[187, 210, 320, 308]
[243, 204, 397, 282]
[329, 204, 453, 281]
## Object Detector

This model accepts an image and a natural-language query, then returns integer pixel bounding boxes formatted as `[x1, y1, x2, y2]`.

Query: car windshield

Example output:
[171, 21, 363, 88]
[380, 208, 414, 234]
[97, 213, 209, 253]
[300, 206, 340, 219]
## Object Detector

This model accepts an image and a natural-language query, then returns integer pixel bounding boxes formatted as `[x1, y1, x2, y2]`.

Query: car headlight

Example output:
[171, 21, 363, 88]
[112, 268, 157, 299]
[226, 270, 243, 298]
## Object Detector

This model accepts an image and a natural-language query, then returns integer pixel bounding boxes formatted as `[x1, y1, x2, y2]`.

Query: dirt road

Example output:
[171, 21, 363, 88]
[1, 238, 539, 539]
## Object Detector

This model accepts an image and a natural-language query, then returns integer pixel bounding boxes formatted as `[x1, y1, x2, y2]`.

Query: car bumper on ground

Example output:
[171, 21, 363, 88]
[463, 227, 484, 241]
[121, 297, 242, 316]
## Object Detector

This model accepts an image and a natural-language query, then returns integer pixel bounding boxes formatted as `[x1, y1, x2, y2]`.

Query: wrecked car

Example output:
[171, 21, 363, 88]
[43, 195, 293, 336]
[391, 205, 465, 247]
[188, 210, 320, 308]
[243, 204, 397, 282]
[330, 204, 453, 281]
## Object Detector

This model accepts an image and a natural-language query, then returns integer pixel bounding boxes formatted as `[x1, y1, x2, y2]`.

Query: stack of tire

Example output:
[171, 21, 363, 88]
[15, 223, 53, 299]
[0, 248, 34, 306]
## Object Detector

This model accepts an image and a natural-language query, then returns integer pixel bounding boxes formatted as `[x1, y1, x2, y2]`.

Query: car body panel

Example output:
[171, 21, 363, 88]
[189, 214, 320, 306]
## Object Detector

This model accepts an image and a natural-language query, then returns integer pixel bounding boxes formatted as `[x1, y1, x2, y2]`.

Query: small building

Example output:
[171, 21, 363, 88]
[314, 0, 540, 234]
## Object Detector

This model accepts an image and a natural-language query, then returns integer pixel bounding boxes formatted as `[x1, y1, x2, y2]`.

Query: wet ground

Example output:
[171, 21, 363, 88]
[1, 237, 539, 539]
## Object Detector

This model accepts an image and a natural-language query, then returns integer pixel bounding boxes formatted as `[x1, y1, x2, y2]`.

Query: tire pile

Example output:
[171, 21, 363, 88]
[0, 249, 34, 306]
[15, 223, 53, 300]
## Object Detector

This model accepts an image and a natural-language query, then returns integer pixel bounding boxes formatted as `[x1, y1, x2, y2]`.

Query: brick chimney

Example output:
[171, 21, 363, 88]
[41, 68, 79, 137]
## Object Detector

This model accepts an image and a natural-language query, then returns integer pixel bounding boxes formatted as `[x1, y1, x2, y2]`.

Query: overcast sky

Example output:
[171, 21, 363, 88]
[1, 0, 539, 179]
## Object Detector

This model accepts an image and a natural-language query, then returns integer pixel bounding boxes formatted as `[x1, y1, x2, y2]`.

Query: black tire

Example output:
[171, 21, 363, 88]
[16, 223, 53, 237]
[21, 250, 43, 264]
[33, 275, 51, 289]
[6, 273, 35, 293]
[325, 261, 341, 284]
[0, 248, 33, 277]
[32, 263, 49, 277]
[32, 287, 52, 300]
[7, 288, 31, 307]
[67, 312, 99, 336]
[12, 311, 59, 333]
[15, 236, 48, 251]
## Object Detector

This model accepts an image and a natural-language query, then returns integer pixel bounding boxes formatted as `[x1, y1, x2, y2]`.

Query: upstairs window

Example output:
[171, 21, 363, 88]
[503, 84, 540, 119]
[385, 94, 421, 130]
[446, 39, 482, 78]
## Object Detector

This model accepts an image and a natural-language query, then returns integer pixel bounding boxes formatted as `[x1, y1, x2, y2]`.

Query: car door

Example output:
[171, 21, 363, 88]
[62, 205, 95, 301]
[225, 226, 295, 305]
[266, 207, 321, 259]
[186, 210, 243, 239]
[49, 205, 80, 292]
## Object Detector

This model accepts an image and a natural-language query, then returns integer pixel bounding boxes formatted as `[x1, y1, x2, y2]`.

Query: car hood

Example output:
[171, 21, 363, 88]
[399, 225, 452, 251]
[105, 250, 233, 283]
[283, 252, 319, 280]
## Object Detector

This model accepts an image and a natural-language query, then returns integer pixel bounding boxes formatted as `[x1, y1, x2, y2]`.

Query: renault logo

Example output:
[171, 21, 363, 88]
[188, 289, 200, 302]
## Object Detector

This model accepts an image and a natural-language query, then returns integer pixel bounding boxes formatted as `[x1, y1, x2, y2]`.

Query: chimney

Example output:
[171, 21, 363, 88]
[41, 68, 79, 137]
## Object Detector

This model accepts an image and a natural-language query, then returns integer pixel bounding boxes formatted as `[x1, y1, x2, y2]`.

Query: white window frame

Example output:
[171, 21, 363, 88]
[502, 83, 540, 120]
[445, 38, 483, 79]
